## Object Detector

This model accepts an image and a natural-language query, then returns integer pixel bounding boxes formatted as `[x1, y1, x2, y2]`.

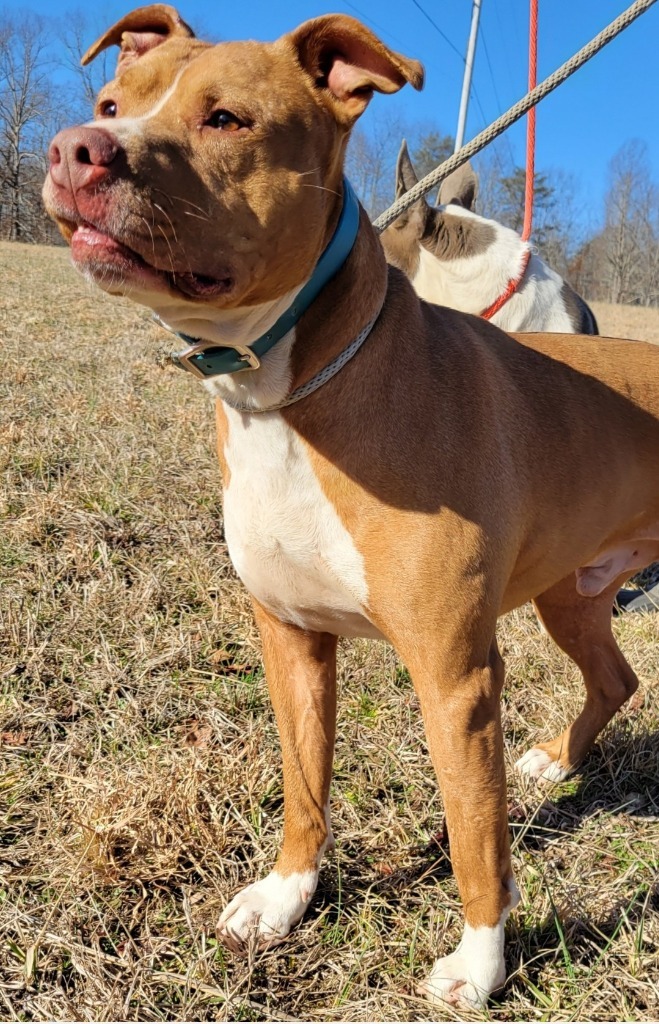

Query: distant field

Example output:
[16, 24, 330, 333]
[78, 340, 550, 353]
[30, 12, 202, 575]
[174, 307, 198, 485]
[1, 241, 658, 1022]
[591, 301, 659, 345]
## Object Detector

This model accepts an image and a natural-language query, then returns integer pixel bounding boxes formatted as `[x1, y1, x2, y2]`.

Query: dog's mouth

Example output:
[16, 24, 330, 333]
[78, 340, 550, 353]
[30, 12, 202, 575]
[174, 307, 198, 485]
[69, 223, 232, 299]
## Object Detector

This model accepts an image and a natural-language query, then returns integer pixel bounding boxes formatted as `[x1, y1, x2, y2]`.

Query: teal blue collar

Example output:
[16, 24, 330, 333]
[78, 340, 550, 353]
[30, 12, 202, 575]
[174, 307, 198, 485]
[161, 178, 361, 379]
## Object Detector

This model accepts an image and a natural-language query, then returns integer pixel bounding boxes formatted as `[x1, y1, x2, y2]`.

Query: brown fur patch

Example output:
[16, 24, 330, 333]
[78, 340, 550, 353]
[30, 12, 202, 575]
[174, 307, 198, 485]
[381, 205, 496, 279]
[561, 280, 599, 334]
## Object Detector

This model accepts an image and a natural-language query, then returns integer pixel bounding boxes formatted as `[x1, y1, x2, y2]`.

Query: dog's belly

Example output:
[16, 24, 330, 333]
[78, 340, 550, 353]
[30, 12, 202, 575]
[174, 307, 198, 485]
[222, 409, 382, 639]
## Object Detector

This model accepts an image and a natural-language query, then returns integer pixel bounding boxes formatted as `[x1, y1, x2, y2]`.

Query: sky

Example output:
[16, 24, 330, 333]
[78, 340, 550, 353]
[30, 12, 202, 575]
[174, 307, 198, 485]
[8, 0, 659, 228]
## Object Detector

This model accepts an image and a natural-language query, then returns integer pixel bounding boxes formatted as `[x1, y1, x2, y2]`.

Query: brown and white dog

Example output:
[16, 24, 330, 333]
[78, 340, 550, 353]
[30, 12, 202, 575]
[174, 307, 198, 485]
[43, 5, 659, 1008]
[382, 141, 599, 334]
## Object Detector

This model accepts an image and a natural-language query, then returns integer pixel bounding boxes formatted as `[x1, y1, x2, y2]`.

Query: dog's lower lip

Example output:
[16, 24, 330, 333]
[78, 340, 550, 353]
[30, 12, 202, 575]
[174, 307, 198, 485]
[172, 271, 233, 297]
[71, 224, 149, 268]
[71, 225, 231, 297]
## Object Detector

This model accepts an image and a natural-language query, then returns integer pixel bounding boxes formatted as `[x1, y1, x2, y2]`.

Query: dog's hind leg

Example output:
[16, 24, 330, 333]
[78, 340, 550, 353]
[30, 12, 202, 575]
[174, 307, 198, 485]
[516, 573, 639, 782]
[217, 601, 337, 951]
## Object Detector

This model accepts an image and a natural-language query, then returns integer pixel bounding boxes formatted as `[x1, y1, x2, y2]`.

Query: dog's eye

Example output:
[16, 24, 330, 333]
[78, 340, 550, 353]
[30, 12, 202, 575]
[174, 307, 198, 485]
[206, 109, 243, 132]
[99, 100, 117, 118]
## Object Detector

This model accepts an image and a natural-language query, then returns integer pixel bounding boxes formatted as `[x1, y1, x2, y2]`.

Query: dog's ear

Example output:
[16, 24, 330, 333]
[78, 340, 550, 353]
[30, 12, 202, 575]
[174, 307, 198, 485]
[81, 4, 195, 72]
[288, 15, 423, 123]
[438, 161, 479, 211]
[396, 140, 420, 199]
[392, 139, 431, 233]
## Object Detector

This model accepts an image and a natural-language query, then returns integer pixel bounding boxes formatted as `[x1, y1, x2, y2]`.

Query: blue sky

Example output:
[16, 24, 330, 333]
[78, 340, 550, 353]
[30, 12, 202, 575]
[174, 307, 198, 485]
[11, 0, 659, 226]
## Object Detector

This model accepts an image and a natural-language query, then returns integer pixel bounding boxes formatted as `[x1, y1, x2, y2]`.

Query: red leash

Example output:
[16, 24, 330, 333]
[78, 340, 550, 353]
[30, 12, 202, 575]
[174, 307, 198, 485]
[480, 248, 532, 320]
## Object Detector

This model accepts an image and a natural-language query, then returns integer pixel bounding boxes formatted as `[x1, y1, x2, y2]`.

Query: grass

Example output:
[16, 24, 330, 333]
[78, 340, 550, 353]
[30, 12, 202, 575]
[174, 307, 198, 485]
[1, 240, 658, 1021]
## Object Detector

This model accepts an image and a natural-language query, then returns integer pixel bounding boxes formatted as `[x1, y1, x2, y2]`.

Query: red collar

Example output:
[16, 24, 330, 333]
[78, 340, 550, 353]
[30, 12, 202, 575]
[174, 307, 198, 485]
[480, 248, 532, 321]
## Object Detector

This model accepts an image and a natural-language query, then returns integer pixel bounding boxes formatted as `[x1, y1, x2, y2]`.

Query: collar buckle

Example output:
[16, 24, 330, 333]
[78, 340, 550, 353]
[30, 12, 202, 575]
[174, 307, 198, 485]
[233, 346, 261, 371]
[175, 340, 261, 378]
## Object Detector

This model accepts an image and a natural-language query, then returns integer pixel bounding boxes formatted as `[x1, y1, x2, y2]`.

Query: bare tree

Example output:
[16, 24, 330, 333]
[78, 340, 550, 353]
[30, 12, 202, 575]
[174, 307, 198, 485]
[570, 142, 658, 307]
[472, 138, 515, 218]
[347, 116, 460, 218]
[56, 11, 112, 120]
[605, 143, 640, 303]
[599, 141, 659, 305]
[346, 111, 407, 218]
[0, 13, 57, 241]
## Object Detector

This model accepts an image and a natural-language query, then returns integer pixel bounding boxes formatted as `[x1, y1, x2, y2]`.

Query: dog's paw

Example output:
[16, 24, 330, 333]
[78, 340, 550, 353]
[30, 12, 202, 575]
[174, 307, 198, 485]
[217, 870, 318, 952]
[419, 929, 506, 1009]
[515, 746, 571, 782]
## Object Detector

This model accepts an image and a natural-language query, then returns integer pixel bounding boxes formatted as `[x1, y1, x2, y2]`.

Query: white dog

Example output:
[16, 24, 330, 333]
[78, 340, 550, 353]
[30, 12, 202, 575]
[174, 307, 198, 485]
[382, 141, 598, 335]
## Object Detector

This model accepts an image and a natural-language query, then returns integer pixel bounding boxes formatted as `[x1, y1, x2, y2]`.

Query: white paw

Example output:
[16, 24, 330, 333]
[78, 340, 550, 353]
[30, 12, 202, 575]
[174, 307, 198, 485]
[515, 746, 570, 782]
[217, 870, 317, 952]
[420, 923, 506, 1009]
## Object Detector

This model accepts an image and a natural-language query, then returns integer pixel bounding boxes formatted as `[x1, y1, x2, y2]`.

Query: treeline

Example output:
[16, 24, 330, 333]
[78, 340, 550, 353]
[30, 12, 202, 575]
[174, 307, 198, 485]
[0, 12, 109, 245]
[346, 120, 659, 308]
[2, 11, 658, 307]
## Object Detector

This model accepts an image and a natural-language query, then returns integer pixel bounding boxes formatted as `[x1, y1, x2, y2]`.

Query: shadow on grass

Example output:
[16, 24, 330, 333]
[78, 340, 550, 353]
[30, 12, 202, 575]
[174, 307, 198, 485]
[501, 883, 659, 1015]
[510, 724, 659, 855]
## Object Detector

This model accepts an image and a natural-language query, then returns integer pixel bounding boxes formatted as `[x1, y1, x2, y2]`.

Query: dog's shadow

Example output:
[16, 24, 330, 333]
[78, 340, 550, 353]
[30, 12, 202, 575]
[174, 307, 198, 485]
[305, 726, 657, 1009]
[316, 724, 658, 898]
[501, 882, 659, 1014]
[501, 728, 658, 1001]
[509, 722, 659, 845]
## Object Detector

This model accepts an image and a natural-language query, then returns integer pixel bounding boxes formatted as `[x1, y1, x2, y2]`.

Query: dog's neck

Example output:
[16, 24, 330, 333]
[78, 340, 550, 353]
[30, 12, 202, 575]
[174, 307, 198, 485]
[154, 287, 305, 409]
[415, 208, 529, 314]
[156, 208, 388, 413]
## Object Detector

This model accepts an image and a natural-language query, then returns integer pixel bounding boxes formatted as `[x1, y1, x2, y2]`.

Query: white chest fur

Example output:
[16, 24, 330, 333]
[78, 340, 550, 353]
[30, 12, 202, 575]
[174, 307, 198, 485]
[222, 407, 380, 639]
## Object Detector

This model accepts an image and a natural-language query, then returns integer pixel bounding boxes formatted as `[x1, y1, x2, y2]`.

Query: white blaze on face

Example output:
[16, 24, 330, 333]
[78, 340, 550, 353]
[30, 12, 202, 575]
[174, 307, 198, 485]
[85, 67, 188, 140]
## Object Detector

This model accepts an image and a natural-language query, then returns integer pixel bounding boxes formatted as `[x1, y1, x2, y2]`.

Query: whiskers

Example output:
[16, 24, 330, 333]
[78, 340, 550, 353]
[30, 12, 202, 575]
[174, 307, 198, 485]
[140, 214, 157, 267]
[299, 183, 342, 197]
[296, 169, 341, 198]
[146, 203, 190, 277]
[147, 194, 205, 276]
[82, 261, 136, 299]
[152, 188, 211, 222]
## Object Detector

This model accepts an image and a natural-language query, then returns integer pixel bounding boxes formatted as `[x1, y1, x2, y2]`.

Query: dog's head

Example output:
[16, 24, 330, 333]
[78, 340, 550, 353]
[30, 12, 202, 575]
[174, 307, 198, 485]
[43, 5, 423, 320]
[381, 140, 482, 276]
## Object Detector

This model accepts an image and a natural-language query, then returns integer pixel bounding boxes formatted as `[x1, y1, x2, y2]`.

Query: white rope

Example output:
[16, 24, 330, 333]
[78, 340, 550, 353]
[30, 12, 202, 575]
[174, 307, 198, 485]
[374, 0, 657, 232]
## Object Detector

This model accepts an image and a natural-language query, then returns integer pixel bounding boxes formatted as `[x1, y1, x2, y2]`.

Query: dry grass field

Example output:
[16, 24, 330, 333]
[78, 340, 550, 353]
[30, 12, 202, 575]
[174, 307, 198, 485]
[591, 302, 659, 345]
[1, 241, 658, 1022]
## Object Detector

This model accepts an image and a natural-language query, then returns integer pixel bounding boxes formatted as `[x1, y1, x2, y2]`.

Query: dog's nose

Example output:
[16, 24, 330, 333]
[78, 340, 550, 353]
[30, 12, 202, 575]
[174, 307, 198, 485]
[48, 127, 121, 191]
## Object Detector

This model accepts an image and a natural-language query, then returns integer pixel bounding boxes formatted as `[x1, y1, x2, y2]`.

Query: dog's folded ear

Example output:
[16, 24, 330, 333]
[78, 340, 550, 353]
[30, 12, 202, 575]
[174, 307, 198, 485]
[81, 4, 195, 72]
[438, 162, 479, 211]
[288, 15, 424, 123]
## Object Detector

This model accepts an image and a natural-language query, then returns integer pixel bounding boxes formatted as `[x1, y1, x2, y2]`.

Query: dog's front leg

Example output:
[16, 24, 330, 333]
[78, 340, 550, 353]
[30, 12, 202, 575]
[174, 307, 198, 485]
[405, 634, 518, 1008]
[218, 601, 337, 952]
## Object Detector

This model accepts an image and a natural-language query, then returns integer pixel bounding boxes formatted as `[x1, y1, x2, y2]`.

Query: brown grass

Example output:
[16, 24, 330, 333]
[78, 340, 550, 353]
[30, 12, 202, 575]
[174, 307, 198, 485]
[1, 241, 658, 1022]
[590, 302, 659, 345]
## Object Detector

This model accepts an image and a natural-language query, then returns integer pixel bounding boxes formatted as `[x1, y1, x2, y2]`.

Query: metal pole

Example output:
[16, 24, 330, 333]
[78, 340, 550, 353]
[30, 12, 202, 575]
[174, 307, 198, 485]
[376, 0, 657, 232]
[455, 0, 482, 152]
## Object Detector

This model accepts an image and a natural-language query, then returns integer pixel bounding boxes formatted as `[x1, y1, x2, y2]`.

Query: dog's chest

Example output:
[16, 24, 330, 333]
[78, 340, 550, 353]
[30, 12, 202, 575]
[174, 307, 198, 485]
[222, 410, 380, 638]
